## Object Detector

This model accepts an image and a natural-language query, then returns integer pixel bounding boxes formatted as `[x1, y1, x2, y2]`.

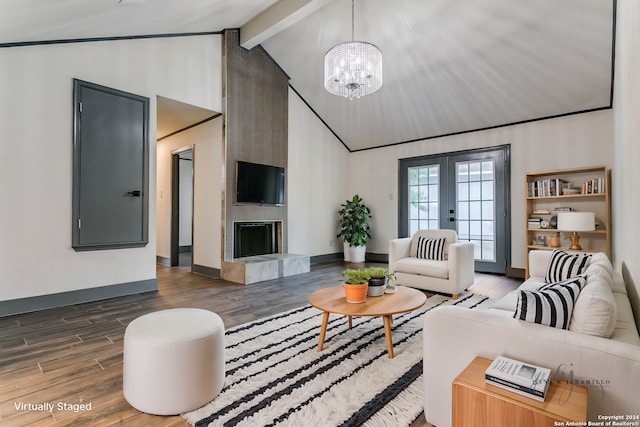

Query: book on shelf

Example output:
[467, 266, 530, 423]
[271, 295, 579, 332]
[527, 178, 568, 197]
[532, 209, 550, 215]
[485, 356, 551, 402]
[581, 177, 604, 194]
[554, 207, 573, 212]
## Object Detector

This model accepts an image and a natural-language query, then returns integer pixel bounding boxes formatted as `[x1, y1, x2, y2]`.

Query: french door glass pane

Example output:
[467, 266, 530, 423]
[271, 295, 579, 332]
[408, 165, 439, 235]
[456, 160, 496, 262]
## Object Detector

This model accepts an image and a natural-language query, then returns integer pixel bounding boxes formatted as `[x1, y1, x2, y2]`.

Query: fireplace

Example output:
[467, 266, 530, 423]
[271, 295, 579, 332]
[234, 222, 279, 258]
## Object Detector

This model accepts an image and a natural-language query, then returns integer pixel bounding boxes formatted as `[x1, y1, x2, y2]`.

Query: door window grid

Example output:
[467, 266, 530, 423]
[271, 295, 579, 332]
[408, 165, 439, 235]
[457, 160, 495, 261]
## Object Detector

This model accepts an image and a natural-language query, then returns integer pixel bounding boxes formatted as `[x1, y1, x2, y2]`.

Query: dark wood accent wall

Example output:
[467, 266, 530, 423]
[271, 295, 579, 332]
[222, 29, 290, 260]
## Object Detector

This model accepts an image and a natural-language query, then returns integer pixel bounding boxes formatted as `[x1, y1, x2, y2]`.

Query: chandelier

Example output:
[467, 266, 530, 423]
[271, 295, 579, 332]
[324, 0, 383, 100]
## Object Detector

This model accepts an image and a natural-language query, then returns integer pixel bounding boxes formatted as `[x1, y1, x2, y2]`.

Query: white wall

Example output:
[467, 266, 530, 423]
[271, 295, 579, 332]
[156, 118, 223, 269]
[613, 0, 640, 297]
[348, 110, 613, 269]
[287, 89, 351, 256]
[0, 35, 222, 301]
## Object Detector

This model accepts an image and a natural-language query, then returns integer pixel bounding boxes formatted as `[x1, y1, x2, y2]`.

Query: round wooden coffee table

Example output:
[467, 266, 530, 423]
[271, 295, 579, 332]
[308, 285, 427, 358]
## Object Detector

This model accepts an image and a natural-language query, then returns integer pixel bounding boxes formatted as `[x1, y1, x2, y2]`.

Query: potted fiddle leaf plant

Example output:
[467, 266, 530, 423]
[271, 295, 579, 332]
[337, 194, 371, 263]
[343, 268, 369, 303]
[362, 267, 395, 297]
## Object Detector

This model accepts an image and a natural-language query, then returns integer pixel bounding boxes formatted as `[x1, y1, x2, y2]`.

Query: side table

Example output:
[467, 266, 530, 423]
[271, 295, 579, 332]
[452, 356, 587, 426]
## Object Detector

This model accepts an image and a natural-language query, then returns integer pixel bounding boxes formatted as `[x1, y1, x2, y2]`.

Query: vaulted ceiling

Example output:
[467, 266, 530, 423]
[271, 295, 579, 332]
[2, 0, 615, 151]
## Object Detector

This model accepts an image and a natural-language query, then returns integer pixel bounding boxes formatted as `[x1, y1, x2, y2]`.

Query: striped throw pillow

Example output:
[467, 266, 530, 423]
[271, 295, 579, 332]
[416, 237, 446, 261]
[544, 250, 591, 283]
[514, 276, 586, 329]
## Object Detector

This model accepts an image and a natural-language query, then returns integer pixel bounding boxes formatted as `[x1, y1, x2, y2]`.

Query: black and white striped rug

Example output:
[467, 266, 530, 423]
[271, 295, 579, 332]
[184, 293, 490, 427]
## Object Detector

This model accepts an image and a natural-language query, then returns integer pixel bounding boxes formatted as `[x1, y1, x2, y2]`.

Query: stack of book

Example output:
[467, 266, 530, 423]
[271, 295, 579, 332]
[528, 217, 542, 229]
[485, 356, 551, 402]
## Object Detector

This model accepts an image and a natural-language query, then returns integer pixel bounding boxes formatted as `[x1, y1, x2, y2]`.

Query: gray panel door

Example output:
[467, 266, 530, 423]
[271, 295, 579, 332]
[72, 79, 149, 250]
[399, 145, 510, 274]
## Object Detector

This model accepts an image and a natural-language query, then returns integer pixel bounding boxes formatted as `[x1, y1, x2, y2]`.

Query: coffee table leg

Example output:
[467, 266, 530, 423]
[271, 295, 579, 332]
[383, 315, 394, 358]
[348, 315, 352, 329]
[317, 311, 330, 352]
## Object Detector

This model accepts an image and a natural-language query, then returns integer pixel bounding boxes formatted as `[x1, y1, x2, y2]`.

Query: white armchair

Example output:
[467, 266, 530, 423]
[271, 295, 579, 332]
[389, 229, 475, 299]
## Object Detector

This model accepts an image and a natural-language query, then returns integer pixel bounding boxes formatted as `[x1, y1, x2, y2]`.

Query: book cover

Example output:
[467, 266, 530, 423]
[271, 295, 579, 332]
[484, 356, 551, 401]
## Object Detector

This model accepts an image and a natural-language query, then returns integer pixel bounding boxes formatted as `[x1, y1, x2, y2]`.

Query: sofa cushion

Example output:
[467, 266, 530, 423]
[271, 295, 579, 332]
[514, 276, 585, 329]
[569, 274, 617, 338]
[416, 237, 446, 261]
[393, 257, 449, 279]
[544, 250, 591, 283]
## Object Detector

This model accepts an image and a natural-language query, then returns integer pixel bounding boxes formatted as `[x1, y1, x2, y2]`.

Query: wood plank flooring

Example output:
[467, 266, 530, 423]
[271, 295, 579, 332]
[0, 262, 520, 426]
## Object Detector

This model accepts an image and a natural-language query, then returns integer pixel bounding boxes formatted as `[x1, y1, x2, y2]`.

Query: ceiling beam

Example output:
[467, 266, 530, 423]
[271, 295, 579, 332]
[240, 0, 333, 50]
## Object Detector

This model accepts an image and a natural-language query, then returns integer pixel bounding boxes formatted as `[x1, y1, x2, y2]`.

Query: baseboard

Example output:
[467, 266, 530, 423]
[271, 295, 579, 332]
[0, 278, 158, 317]
[365, 252, 389, 263]
[310, 253, 343, 264]
[156, 255, 171, 266]
[193, 264, 221, 278]
[506, 267, 525, 279]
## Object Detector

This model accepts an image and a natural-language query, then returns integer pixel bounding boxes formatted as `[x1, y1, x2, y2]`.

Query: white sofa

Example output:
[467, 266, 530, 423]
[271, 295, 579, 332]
[423, 250, 640, 427]
[389, 229, 475, 300]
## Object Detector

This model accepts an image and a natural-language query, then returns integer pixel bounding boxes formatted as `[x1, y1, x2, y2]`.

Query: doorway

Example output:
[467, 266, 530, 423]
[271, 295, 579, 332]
[171, 148, 194, 267]
[398, 145, 510, 274]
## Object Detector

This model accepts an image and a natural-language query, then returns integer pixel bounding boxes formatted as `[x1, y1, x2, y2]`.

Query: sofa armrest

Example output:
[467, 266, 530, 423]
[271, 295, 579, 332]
[388, 237, 412, 274]
[448, 242, 475, 292]
[423, 306, 640, 427]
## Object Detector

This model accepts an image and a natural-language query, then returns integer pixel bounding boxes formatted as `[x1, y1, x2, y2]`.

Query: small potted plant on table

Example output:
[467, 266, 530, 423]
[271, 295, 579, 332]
[362, 267, 395, 297]
[343, 269, 369, 303]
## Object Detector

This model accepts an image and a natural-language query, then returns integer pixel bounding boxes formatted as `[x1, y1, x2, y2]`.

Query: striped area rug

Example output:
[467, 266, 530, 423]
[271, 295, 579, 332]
[183, 292, 490, 427]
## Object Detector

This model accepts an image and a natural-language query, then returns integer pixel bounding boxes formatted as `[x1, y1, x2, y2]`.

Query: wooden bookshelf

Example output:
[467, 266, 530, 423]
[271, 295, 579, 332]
[525, 166, 611, 278]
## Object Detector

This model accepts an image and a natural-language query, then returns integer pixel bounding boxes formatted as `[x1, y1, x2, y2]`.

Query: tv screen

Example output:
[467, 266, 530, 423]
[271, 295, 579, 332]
[236, 161, 285, 205]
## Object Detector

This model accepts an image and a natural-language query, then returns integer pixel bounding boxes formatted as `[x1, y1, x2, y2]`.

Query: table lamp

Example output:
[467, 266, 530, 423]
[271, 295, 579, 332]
[557, 212, 595, 250]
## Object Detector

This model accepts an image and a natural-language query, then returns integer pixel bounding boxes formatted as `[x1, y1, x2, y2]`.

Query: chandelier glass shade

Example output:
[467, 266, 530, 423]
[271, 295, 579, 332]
[323, 0, 382, 100]
[324, 41, 383, 99]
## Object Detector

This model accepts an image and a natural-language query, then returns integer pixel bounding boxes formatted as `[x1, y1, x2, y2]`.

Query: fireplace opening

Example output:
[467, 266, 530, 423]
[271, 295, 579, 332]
[234, 222, 278, 258]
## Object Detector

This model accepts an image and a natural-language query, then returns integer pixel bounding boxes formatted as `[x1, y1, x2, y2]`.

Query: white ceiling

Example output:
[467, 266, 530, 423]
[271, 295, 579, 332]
[2, 0, 615, 151]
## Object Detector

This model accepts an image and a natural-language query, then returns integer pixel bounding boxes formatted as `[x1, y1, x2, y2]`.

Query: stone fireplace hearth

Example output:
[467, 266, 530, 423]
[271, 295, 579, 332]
[222, 220, 309, 285]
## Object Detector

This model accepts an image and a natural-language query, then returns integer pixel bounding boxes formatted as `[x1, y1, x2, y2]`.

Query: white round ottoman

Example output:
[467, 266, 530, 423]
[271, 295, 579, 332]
[123, 308, 225, 415]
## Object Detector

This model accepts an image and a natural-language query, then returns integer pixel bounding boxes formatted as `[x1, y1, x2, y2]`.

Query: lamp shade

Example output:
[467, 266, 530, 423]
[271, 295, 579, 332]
[557, 212, 595, 231]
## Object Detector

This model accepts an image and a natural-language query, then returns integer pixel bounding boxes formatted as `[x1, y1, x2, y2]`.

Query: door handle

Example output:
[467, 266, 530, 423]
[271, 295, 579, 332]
[449, 217, 455, 222]
[127, 190, 141, 197]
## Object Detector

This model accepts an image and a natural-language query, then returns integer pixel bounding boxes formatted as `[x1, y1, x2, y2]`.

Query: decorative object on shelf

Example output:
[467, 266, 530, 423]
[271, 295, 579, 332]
[337, 194, 371, 263]
[557, 212, 595, 250]
[549, 215, 558, 229]
[540, 220, 549, 229]
[549, 233, 561, 248]
[343, 268, 369, 303]
[533, 235, 546, 246]
[324, 0, 382, 100]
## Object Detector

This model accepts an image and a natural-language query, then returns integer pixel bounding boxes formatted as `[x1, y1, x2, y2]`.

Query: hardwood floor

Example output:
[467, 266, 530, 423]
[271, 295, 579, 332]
[0, 262, 520, 426]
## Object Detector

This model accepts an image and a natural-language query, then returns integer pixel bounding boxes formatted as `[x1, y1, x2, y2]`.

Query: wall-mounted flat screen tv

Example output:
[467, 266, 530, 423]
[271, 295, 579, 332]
[236, 161, 285, 206]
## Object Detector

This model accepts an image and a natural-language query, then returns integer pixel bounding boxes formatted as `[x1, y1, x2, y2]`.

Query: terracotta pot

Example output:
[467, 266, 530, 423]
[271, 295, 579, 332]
[344, 283, 368, 303]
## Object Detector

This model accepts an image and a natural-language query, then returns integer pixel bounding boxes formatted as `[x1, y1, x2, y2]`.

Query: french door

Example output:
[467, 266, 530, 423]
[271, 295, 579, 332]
[399, 146, 510, 274]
